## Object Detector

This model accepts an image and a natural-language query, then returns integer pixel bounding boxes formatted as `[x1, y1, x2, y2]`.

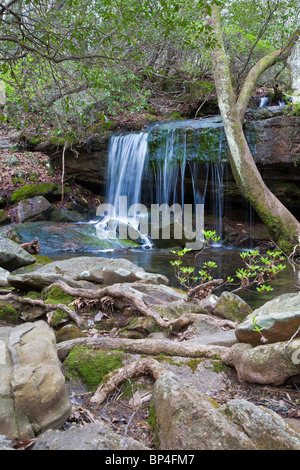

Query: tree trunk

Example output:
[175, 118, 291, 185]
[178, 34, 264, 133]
[209, 4, 300, 252]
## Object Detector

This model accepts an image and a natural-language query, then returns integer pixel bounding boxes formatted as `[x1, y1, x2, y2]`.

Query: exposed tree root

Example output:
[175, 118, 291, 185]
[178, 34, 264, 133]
[42, 280, 236, 331]
[20, 237, 39, 254]
[0, 292, 84, 328]
[56, 336, 228, 362]
[90, 357, 167, 404]
[187, 279, 224, 300]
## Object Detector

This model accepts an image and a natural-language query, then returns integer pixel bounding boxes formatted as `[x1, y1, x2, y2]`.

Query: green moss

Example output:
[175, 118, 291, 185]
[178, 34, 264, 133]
[64, 346, 124, 391]
[147, 400, 160, 449]
[48, 308, 68, 327]
[206, 396, 221, 409]
[186, 358, 204, 373]
[55, 324, 87, 343]
[42, 286, 74, 305]
[210, 360, 228, 374]
[24, 291, 40, 300]
[10, 182, 61, 204]
[0, 301, 18, 324]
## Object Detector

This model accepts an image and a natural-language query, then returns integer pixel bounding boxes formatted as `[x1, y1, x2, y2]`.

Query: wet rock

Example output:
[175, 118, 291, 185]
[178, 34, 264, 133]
[30, 421, 150, 450]
[235, 292, 300, 346]
[0, 233, 36, 271]
[7, 221, 139, 253]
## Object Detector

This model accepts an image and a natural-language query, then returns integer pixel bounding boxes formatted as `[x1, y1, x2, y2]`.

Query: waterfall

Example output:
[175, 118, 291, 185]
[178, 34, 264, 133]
[100, 118, 227, 247]
[259, 96, 269, 107]
[106, 131, 149, 209]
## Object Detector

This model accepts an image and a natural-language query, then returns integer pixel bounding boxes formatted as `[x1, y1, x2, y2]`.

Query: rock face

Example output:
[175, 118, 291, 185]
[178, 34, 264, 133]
[150, 372, 300, 450]
[0, 233, 36, 271]
[0, 321, 71, 441]
[235, 292, 300, 346]
[17, 195, 54, 223]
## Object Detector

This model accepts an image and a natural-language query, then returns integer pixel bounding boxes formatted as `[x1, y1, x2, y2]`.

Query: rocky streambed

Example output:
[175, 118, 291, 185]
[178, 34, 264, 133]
[0, 245, 300, 451]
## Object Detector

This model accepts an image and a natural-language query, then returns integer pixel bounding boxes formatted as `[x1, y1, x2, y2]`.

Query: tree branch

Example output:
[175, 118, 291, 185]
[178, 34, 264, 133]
[237, 29, 300, 120]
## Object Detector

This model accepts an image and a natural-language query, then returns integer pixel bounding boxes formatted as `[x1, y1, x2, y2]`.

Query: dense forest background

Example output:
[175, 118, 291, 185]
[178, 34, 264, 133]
[0, 0, 298, 145]
[0, 0, 299, 249]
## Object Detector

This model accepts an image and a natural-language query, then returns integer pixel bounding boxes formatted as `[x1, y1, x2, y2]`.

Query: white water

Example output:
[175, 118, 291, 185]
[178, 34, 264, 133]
[98, 124, 226, 247]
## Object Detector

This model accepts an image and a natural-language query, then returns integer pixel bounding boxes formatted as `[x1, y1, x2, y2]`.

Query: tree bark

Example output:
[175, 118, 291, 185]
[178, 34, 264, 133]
[209, 4, 300, 252]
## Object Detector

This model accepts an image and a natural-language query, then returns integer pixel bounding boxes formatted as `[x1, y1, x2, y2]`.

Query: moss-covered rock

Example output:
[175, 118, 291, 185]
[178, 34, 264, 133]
[55, 324, 88, 343]
[0, 210, 11, 226]
[10, 183, 62, 204]
[64, 347, 124, 391]
[47, 308, 69, 327]
[213, 291, 252, 323]
[42, 285, 74, 305]
[0, 300, 18, 324]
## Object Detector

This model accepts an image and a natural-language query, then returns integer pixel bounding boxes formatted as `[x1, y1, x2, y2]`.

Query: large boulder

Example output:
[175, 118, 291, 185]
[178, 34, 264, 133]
[0, 234, 36, 271]
[222, 339, 300, 385]
[220, 399, 300, 450]
[235, 292, 300, 346]
[150, 372, 300, 450]
[17, 196, 54, 223]
[0, 321, 71, 441]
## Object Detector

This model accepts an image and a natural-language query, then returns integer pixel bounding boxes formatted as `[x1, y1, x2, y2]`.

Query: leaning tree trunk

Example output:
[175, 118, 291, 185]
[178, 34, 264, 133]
[209, 4, 300, 253]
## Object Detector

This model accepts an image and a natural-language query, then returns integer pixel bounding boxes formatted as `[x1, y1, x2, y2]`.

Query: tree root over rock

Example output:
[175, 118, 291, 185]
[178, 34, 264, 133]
[43, 280, 237, 331]
[90, 357, 167, 405]
[0, 292, 84, 328]
[56, 336, 228, 362]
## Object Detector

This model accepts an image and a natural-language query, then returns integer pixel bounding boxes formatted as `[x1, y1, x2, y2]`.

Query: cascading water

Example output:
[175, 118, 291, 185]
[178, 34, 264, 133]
[98, 117, 229, 248]
[106, 131, 149, 209]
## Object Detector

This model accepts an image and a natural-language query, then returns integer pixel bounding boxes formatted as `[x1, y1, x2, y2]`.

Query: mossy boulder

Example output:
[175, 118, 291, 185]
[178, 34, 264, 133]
[55, 324, 88, 343]
[64, 347, 124, 391]
[0, 300, 18, 324]
[10, 183, 62, 204]
[213, 291, 252, 323]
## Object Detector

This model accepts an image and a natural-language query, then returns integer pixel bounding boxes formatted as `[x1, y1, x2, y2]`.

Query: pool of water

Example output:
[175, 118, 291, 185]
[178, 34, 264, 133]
[49, 247, 299, 311]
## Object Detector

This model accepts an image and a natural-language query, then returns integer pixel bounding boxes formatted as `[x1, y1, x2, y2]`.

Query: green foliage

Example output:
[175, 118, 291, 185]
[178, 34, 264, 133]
[170, 231, 287, 295]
